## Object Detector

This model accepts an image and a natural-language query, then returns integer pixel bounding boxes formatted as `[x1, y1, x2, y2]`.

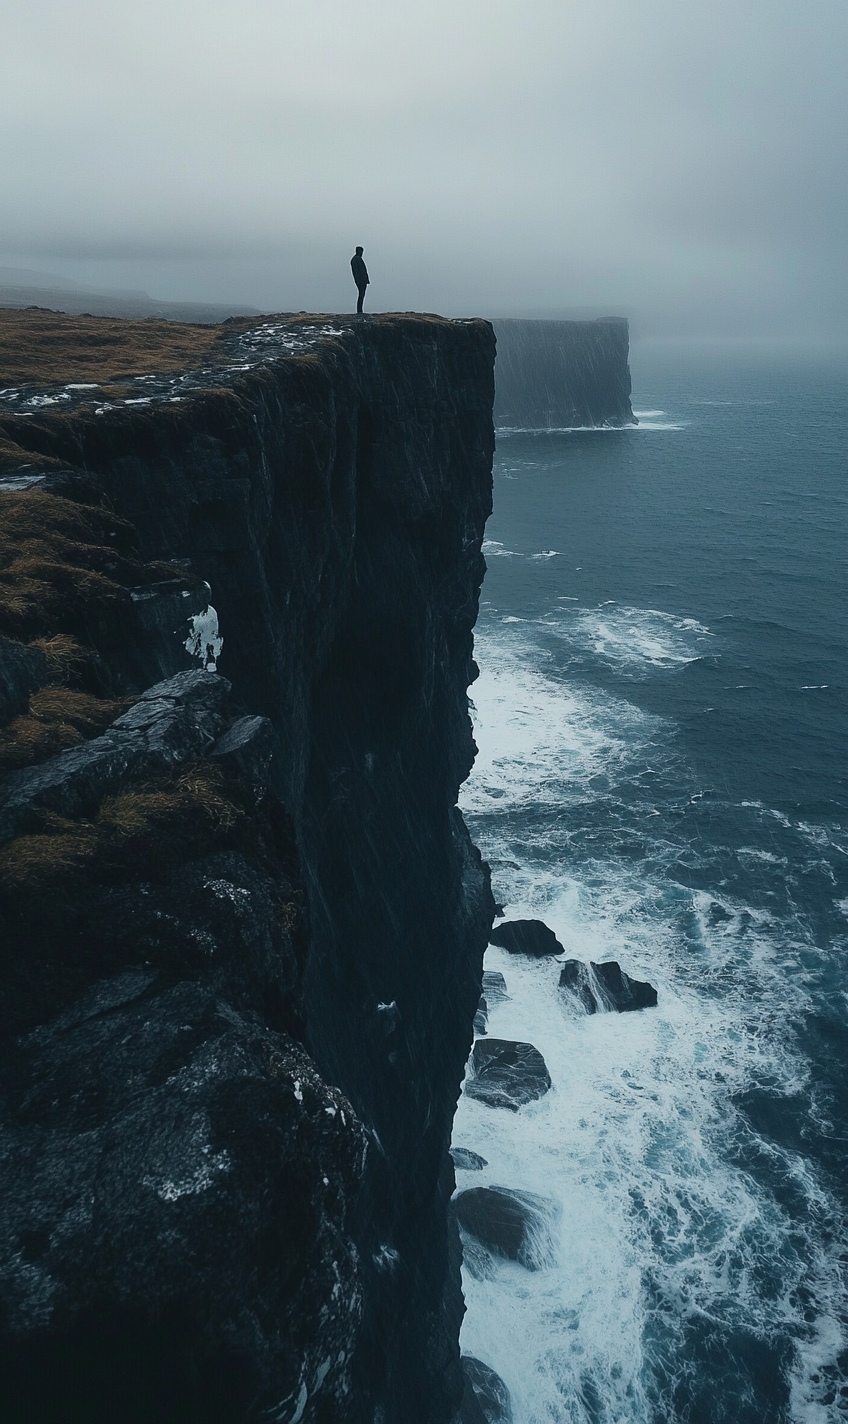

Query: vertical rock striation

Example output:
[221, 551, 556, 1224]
[0, 313, 496, 1423]
[492, 317, 635, 428]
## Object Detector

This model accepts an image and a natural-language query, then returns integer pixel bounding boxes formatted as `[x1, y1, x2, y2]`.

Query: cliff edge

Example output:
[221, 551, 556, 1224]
[0, 311, 496, 1423]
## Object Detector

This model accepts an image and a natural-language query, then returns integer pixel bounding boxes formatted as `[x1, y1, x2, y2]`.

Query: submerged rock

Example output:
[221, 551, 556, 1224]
[451, 1147, 488, 1172]
[455, 1185, 559, 1269]
[488, 918, 563, 957]
[559, 958, 658, 1012]
[464, 1038, 551, 1111]
[461, 1356, 514, 1424]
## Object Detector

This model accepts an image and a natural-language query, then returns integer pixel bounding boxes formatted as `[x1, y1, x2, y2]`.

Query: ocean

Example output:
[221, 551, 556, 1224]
[454, 340, 848, 1423]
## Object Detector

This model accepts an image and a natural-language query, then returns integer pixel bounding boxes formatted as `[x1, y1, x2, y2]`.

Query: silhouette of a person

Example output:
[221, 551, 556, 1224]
[351, 246, 369, 313]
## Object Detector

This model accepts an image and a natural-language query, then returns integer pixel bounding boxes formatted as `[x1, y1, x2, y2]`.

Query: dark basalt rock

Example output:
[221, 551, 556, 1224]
[481, 969, 509, 1004]
[461, 1357, 513, 1424]
[488, 918, 564, 957]
[593, 959, 657, 1010]
[0, 638, 47, 724]
[451, 1147, 488, 1172]
[454, 1185, 558, 1269]
[0, 975, 365, 1423]
[0, 669, 228, 842]
[0, 314, 497, 1423]
[559, 958, 658, 1013]
[559, 959, 597, 1014]
[464, 1038, 551, 1111]
[473, 994, 488, 1035]
[211, 714, 275, 798]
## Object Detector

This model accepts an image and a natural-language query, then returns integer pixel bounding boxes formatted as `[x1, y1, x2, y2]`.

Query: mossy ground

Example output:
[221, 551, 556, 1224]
[0, 489, 186, 640]
[0, 762, 248, 901]
[0, 309, 223, 385]
[0, 490, 202, 773]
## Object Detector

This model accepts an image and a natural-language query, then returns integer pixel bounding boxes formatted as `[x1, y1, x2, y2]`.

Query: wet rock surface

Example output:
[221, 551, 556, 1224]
[559, 958, 658, 1013]
[474, 994, 488, 1035]
[464, 1038, 551, 1111]
[0, 669, 228, 842]
[488, 918, 564, 957]
[451, 1147, 488, 1172]
[0, 980, 365, 1423]
[461, 1357, 514, 1424]
[481, 969, 509, 1004]
[454, 1185, 558, 1269]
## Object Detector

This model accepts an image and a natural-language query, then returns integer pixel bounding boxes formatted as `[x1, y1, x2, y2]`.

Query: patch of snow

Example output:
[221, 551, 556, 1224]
[184, 604, 223, 670]
[27, 393, 70, 407]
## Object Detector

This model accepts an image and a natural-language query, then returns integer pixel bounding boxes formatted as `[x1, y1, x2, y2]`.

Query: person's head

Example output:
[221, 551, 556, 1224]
[355, 246, 363, 255]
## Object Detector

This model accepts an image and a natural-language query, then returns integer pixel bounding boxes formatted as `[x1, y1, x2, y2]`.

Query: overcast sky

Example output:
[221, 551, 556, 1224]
[2, 0, 847, 337]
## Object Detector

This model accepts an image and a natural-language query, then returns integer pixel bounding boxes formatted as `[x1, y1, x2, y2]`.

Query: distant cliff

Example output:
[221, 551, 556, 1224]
[0, 311, 496, 1424]
[493, 317, 635, 428]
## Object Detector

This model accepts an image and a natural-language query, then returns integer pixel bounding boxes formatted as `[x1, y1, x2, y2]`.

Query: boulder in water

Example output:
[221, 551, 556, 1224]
[461, 1356, 513, 1424]
[464, 1038, 551, 1111]
[489, 918, 563, 957]
[452, 1147, 488, 1172]
[559, 959, 657, 1012]
[593, 960, 657, 1010]
[481, 969, 508, 1004]
[455, 1185, 558, 1269]
[558, 959, 596, 1013]
[473, 994, 488, 1035]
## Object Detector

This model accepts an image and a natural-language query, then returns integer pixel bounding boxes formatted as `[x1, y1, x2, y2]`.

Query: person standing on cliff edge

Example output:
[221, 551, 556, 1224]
[351, 246, 369, 313]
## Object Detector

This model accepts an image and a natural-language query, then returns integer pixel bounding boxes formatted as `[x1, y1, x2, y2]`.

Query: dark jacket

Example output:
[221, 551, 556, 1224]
[351, 254, 369, 288]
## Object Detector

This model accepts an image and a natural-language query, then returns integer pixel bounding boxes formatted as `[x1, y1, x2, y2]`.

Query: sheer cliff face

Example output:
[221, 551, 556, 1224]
[0, 315, 495, 1424]
[492, 317, 635, 428]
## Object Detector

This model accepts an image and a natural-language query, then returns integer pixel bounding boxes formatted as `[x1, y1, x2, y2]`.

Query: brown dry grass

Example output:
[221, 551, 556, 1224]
[0, 489, 192, 638]
[0, 687, 124, 774]
[0, 309, 223, 385]
[31, 633, 97, 687]
[0, 762, 246, 898]
[0, 492, 202, 775]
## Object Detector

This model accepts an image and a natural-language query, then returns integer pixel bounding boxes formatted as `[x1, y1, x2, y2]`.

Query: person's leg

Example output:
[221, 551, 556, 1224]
[356, 285, 365, 313]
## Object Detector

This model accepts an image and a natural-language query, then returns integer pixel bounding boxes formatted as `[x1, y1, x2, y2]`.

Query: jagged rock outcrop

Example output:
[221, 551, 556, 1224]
[0, 312, 497, 1423]
[559, 958, 658, 1013]
[451, 1148, 488, 1172]
[488, 917, 564, 957]
[461, 1358, 513, 1424]
[454, 1186, 559, 1269]
[492, 318, 635, 428]
[481, 969, 508, 1005]
[464, 1038, 551, 1112]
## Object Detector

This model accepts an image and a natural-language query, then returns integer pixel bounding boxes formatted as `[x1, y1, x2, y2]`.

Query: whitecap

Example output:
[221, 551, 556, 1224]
[544, 604, 714, 674]
[455, 625, 847, 1420]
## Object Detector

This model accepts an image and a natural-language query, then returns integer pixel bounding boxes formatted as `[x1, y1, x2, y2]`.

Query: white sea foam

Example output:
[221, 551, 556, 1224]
[483, 539, 521, 557]
[455, 627, 847, 1421]
[543, 604, 715, 675]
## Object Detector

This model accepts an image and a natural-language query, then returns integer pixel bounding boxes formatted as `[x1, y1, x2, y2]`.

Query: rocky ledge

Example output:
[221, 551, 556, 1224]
[0, 310, 497, 1423]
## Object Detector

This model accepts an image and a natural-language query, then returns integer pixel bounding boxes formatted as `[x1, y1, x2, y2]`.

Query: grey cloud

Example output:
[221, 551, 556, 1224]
[2, 0, 847, 337]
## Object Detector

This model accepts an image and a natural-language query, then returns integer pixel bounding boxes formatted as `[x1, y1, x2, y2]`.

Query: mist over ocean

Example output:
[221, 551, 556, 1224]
[454, 342, 848, 1422]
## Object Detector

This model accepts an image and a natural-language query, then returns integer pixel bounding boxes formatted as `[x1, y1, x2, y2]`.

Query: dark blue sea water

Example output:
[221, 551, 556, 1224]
[453, 342, 848, 1423]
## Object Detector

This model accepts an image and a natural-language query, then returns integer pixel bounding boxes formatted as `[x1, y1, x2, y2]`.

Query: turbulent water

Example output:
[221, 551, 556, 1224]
[454, 341, 848, 1423]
